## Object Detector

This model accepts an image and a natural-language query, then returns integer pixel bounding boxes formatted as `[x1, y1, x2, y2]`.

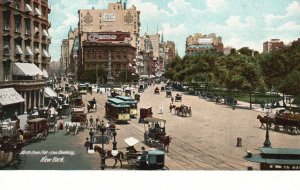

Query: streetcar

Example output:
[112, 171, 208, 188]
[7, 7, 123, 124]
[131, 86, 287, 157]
[115, 96, 138, 118]
[105, 98, 131, 123]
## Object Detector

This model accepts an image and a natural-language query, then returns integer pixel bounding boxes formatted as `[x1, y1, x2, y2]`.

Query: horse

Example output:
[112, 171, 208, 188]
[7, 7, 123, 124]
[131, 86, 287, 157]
[257, 115, 274, 129]
[160, 136, 172, 152]
[93, 145, 124, 168]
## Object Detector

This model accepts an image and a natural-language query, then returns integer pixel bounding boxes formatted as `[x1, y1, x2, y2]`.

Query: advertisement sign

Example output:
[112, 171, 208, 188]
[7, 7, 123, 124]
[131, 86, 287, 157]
[103, 13, 115, 22]
[87, 32, 131, 42]
[198, 38, 213, 44]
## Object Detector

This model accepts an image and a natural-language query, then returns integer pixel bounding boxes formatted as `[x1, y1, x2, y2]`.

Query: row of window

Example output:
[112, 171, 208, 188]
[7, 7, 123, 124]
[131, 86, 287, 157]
[85, 54, 128, 60]
[6, 0, 48, 18]
[3, 14, 50, 38]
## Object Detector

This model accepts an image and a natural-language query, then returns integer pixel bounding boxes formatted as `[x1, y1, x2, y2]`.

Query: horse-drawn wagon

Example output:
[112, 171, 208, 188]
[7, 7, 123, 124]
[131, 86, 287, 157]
[274, 113, 300, 134]
[257, 112, 300, 135]
[143, 117, 171, 151]
[175, 93, 182, 102]
[139, 107, 153, 123]
[22, 118, 48, 143]
[123, 137, 166, 170]
[154, 87, 160, 94]
[0, 140, 26, 169]
[87, 98, 97, 113]
[166, 90, 172, 98]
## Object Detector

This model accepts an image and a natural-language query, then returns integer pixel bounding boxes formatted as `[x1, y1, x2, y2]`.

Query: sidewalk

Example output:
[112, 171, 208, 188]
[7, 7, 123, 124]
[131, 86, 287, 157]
[236, 101, 283, 115]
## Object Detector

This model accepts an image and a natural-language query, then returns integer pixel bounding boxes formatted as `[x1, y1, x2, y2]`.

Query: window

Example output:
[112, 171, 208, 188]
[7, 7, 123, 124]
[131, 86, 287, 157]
[15, 18, 21, 33]
[3, 37, 10, 55]
[4, 68, 9, 81]
[42, 7, 46, 17]
[15, 2, 21, 10]
[4, 15, 10, 30]
[92, 55, 96, 59]
[25, 20, 31, 35]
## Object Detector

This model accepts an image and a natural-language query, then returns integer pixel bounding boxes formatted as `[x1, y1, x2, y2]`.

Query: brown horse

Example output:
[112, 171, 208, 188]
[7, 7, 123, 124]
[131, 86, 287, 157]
[94, 145, 124, 168]
[257, 115, 274, 129]
[160, 136, 172, 152]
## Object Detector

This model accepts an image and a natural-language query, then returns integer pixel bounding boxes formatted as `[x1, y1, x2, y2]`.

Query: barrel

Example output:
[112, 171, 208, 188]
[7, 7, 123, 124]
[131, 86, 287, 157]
[237, 137, 242, 147]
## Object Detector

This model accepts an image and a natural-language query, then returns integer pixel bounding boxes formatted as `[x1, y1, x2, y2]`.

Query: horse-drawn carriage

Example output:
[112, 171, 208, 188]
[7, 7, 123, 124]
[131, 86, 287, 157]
[154, 87, 160, 94]
[273, 113, 300, 134]
[0, 140, 26, 169]
[0, 120, 19, 138]
[22, 118, 48, 144]
[257, 112, 300, 135]
[160, 86, 165, 92]
[87, 99, 97, 113]
[175, 93, 182, 102]
[166, 90, 172, 98]
[143, 117, 171, 151]
[139, 107, 153, 123]
[93, 136, 166, 170]
[174, 104, 192, 117]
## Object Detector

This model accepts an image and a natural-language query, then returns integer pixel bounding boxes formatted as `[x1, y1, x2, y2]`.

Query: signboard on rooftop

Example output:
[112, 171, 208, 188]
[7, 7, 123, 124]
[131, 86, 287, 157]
[87, 32, 131, 42]
[198, 38, 213, 44]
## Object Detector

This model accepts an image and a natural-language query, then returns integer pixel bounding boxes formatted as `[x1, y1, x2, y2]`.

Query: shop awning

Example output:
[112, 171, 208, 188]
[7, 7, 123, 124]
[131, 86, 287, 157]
[0, 88, 25, 106]
[42, 29, 49, 37]
[15, 45, 23, 55]
[44, 87, 57, 98]
[42, 70, 49, 78]
[42, 49, 51, 58]
[25, 4, 32, 12]
[34, 27, 39, 34]
[25, 46, 33, 56]
[35, 8, 41, 16]
[13, 62, 44, 76]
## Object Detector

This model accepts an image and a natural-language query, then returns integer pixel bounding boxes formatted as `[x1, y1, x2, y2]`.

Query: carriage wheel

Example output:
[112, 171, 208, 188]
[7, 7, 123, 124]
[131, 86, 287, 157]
[288, 127, 296, 135]
[274, 125, 280, 132]
[283, 126, 288, 132]
[127, 159, 138, 168]
[14, 154, 26, 169]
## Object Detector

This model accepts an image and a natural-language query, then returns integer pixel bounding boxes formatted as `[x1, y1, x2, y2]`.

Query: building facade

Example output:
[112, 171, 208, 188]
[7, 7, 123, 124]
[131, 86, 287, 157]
[185, 33, 223, 55]
[60, 39, 68, 76]
[82, 42, 136, 83]
[0, 0, 51, 115]
[77, 2, 140, 81]
[263, 39, 284, 53]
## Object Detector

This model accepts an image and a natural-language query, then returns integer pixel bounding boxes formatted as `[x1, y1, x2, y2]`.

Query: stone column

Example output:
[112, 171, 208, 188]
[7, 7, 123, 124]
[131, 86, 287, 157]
[23, 92, 27, 114]
[28, 91, 32, 110]
[33, 90, 37, 109]
[41, 89, 44, 107]
[37, 90, 40, 108]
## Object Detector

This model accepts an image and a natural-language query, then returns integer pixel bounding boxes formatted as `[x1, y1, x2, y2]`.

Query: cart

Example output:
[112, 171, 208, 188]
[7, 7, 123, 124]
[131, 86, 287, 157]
[143, 117, 166, 149]
[175, 94, 182, 102]
[154, 87, 160, 94]
[166, 90, 172, 98]
[139, 107, 153, 123]
[23, 118, 48, 144]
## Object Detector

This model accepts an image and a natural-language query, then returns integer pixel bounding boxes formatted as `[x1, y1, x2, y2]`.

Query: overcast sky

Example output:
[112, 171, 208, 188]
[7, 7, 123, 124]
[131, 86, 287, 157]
[48, 0, 300, 61]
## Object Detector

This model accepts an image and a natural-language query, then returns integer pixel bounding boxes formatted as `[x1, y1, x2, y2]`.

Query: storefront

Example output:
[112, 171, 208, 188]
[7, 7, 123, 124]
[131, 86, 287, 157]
[0, 88, 25, 120]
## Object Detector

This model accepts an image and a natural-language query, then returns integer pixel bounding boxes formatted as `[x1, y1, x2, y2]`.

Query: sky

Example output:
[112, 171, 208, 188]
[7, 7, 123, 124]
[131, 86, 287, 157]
[48, 0, 300, 62]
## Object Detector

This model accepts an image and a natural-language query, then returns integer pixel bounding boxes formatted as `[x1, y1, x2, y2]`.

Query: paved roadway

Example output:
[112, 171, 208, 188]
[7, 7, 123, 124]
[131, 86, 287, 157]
[13, 82, 300, 170]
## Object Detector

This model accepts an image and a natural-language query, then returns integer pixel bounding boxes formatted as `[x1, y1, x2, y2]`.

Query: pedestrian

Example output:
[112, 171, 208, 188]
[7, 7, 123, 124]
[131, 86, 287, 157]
[169, 103, 173, 113]
[261, 101, 265, 111]
[89, 129, 94, 143]
[160, 104, 163, 114]
[171, 96, 174, 104]
[89, 116, 94, 128]
[84, 138, 90, 152]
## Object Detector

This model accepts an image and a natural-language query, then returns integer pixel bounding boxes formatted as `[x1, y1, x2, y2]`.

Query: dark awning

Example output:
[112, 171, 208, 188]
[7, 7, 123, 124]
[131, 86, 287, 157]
[0, 88, 25, 106]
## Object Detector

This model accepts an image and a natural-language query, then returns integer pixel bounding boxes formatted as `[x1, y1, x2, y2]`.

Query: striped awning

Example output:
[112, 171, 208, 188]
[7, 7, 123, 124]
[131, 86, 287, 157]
[13, 62, 44, 76]
[44, 87, 57, 98]
[0, 88, 25, 106]
[42, 49, 51, 58]
[42, 69, 49, 78]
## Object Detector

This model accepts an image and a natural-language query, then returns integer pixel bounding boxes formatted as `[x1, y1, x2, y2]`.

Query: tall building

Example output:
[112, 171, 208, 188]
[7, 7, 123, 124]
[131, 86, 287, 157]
[60, 39, 68, 76]
[263, 39, 284, 53]
[77, 1, 140, 81]
[185, 33, 223, 55]
[0, 0, 51, 116]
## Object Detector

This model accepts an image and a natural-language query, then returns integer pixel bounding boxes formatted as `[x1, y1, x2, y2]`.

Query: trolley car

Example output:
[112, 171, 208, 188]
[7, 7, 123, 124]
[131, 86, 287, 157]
[115, 96, 138, 118]
[105, 98, 130, 123]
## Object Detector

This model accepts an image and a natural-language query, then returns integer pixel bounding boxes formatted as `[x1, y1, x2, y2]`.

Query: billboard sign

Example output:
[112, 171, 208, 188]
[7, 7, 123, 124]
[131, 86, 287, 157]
[102, 13, 115, 22]
[87, 32, 131, 42]
[198, 38, 213, 44]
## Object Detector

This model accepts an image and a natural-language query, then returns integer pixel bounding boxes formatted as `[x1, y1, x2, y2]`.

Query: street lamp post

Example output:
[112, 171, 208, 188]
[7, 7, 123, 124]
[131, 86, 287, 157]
[111, 128, 119, 157]
[263, 105, 272, 148]
[100, 122, 106, 170]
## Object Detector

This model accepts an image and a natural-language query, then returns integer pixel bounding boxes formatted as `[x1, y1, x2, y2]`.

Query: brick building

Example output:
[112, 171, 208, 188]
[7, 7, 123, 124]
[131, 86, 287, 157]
[0, 0, 51, 115]
[263, 39, 284, 53]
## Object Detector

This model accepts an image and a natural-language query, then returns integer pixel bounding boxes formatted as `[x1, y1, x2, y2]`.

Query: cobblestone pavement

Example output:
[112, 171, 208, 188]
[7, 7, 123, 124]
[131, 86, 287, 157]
[13, 83, 300, 170]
